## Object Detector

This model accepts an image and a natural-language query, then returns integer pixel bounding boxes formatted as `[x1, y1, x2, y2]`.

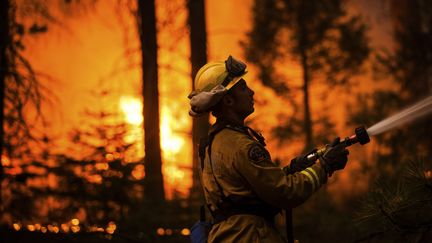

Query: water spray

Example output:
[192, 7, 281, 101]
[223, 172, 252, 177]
[305, 95, 432, 162]
[366, 95, 432, 136]
[306, 126, 370, 162]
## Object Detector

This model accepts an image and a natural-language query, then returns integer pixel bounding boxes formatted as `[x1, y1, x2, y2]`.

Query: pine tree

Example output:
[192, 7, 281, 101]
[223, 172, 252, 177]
[138, 0, 165, 202]
[355, 160, 432, 242]
[244, 0, 369, 150]
[187, 0, 209, 202]
[0, 0, 48, 206]
[349, 0, 432, 174]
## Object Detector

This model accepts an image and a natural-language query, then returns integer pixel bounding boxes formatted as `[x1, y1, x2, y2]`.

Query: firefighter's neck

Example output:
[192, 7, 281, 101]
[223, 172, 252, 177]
[219, 111, 246, 127]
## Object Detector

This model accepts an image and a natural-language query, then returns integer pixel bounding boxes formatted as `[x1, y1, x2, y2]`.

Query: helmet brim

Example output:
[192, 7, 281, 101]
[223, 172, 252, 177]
[225, 71, 247, 90]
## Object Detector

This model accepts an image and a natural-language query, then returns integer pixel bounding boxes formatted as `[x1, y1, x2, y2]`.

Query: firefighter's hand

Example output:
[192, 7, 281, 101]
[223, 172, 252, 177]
[284, 149, 316, 174]
[319, 137, 349, 176]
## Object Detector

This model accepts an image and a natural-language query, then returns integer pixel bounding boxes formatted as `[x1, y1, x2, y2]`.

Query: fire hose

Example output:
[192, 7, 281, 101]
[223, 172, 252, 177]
[286, 126, 370, 243]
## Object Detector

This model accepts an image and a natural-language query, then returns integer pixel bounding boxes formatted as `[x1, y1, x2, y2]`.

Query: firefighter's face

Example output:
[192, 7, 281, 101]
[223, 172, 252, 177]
[228, 79, 255, 118]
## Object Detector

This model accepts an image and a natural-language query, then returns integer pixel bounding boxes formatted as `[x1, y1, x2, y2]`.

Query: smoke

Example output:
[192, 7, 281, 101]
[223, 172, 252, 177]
[367, 95, 432, 136]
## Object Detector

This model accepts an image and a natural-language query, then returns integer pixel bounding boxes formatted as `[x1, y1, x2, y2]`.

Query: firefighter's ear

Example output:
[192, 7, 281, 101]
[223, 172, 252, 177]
[222, 95, 234, 106]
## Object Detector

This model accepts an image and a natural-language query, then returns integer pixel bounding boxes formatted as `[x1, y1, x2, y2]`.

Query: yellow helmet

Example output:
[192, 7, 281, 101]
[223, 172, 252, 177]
[188, 56, 248, 117]
[193, 55, 247, 92]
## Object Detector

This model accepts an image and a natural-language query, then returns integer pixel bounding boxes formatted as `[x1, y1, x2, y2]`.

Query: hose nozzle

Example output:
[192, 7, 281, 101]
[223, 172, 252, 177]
[342, 126, 370, 146]
[306, 126, 370, 162]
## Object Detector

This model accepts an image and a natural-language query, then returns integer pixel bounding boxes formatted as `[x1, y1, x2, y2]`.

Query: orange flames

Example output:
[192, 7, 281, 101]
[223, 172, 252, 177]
[16, 0, 391, 202]
[119, 95, 191, 198]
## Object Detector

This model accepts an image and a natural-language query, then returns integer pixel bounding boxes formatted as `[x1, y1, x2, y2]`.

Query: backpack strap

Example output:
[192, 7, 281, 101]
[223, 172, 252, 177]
[199, 137, 209, 172]
[199, 122, 230, 200]
[198, 121, 279, 223]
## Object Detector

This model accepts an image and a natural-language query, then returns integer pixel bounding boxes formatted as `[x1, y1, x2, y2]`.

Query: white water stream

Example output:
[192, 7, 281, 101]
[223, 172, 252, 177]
[366, 95, 432, 136]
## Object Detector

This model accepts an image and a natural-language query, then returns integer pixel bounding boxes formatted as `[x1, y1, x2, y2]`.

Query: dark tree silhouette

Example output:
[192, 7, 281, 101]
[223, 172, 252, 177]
[187, 0, 209, 200]
[0, 0, 9, 203]
[2, 108, 143, 228]
[0, 0, 48, 205]
[245, 0, 369, 150]
[349, 0, 432, 171]
[138, 0, 165, 202]
[245, 1, 369, 242]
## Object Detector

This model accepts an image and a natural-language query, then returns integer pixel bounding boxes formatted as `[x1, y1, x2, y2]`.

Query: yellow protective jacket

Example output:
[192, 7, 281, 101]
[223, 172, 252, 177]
[200, 124, 328, 242]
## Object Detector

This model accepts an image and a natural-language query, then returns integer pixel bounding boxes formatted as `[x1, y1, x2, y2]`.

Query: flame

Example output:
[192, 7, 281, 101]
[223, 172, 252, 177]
[120, 95, 186, 157]
[1, 155, 10, 166]
[119, 96, 144, 161]
[119, 95, 191, 197]
[161, 109, 185, 157]
[120, 96, 143, 125]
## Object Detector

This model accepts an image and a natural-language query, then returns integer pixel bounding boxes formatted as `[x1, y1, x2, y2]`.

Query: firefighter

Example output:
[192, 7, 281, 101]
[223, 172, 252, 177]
[188, 56, 349, 242]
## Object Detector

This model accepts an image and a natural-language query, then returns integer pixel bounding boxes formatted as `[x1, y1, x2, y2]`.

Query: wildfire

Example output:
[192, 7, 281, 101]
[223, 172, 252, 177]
[120, 97, 143, 125]
[161, 108, 185, 157]
[119, 95, 191, 198]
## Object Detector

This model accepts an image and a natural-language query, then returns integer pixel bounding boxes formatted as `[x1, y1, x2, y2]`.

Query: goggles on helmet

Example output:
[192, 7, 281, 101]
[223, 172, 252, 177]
[188, 55, 247, 117]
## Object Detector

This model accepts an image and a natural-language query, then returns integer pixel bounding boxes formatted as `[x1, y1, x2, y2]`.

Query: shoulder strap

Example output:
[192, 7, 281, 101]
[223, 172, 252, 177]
[199, 137, 209, 172]
[245, 126, 266, 146]
[198, 122, 232, 203]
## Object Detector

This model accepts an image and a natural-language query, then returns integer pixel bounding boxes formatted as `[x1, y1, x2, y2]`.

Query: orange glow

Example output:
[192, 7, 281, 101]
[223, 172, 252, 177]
[106, 221, 116, 234]
[163, 164, 190, 198]
[18, 0, 195, 200]
[71, 225, 80, 233]
[41, 227, 47, 233]
[7, 166, 23, 175]
[53, 226, 60, 233]
[71, 218, 80, 226]
[95, 163, 109, 170]
[87, 174, 103, 184]
[105, 153, 114, 161]
[165, 229, 173, 236]
[156, 228, 165, 236]
[27, 225, 35, 231]
[14, 0, 392, 205]
[181, 228, 190, 236]
[119, 94, 192, 197]
[1, 155, 10, 167]
[132, 164, 145, 180]
[108, 221, 116, 229]
[161, 109, 185, 157]
[34, 223, 41, 230]
[61, 223, 70, 233]
[425, 171, 432, 179]
[13, 223, 21, 231]
[120, 96, 145, 162]
[120, 96, 143, 125]
[160, 106, 192, 198]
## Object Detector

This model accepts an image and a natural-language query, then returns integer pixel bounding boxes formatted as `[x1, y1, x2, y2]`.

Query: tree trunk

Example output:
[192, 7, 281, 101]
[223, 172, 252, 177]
[300, 48, 313, 151]
[187, 0, 209, 201]
[0, 0, 9, 204]
[138, 0, 165, 202]
[298, 7, 313, 151]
